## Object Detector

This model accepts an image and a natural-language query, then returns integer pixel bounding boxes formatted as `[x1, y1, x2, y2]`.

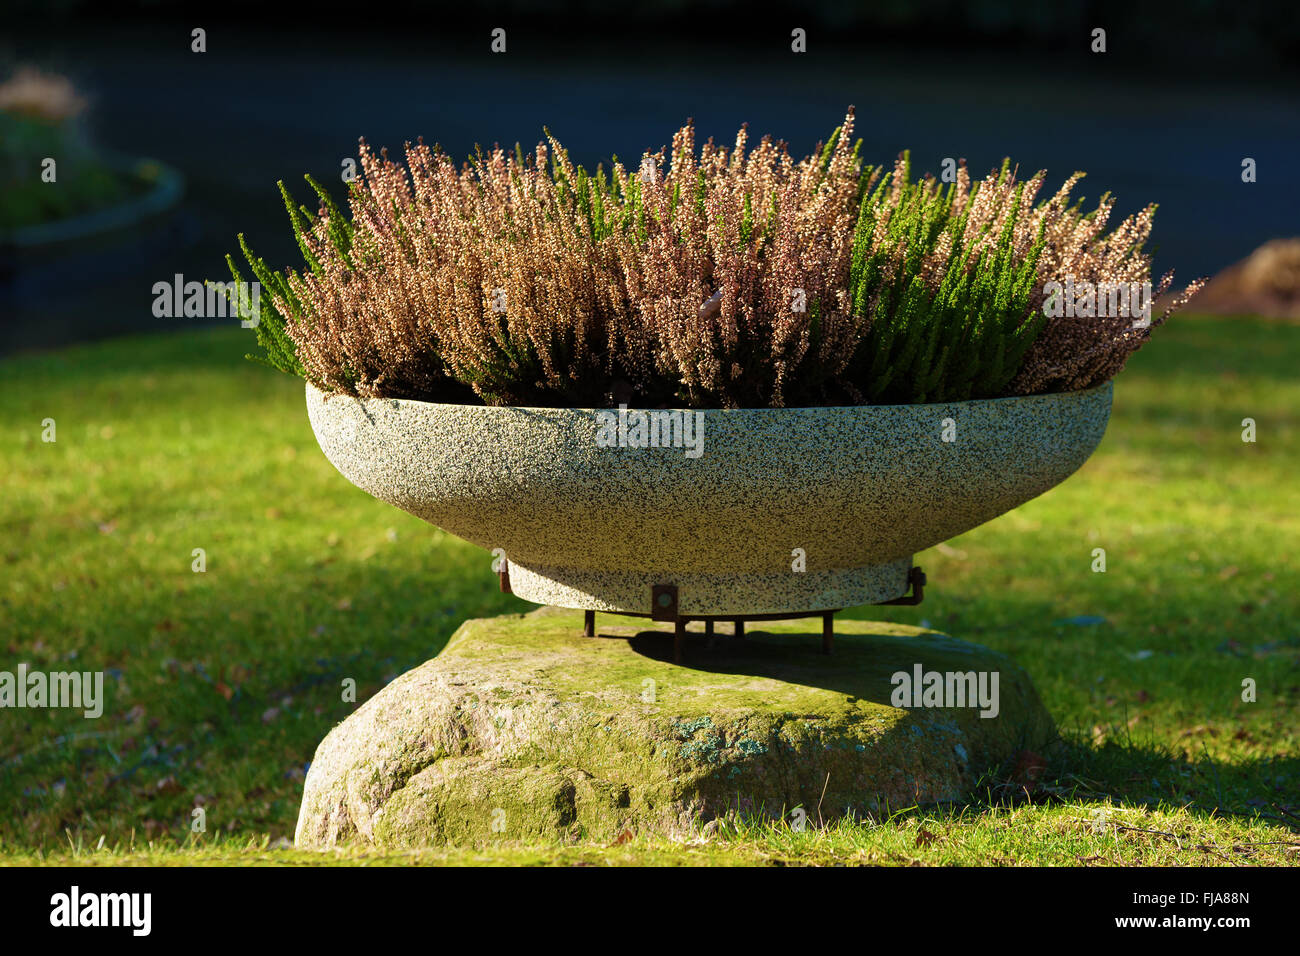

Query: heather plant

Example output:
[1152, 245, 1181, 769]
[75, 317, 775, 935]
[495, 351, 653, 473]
[225, 110, 1202, 409]
[842, 156, 1205, 403]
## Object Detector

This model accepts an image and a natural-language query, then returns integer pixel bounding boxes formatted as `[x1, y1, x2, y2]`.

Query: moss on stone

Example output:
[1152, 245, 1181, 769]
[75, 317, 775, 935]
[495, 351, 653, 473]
[295, 608, 1055, 848]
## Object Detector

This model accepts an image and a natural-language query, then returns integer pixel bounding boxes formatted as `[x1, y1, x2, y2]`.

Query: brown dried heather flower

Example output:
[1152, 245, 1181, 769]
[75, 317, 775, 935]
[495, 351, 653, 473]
[274, 111, 866, 408]
[1006, 177, 1207, 395]
[282, 137, 623, 406]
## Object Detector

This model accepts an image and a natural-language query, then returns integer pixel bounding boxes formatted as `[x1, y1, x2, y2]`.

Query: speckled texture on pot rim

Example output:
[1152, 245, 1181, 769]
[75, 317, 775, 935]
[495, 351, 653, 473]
[306, 381, 1112, 615]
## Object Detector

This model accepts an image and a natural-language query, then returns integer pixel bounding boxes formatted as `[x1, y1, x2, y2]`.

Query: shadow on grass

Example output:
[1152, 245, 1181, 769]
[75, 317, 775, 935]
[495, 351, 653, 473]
[11, 558, 1289, 842]
[615, 619, 1299, 839]
[942, 735, 1300, 847]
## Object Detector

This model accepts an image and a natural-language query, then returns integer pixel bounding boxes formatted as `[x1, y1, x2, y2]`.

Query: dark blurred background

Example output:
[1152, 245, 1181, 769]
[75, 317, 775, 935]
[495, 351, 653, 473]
[3, 0, 1297, 354]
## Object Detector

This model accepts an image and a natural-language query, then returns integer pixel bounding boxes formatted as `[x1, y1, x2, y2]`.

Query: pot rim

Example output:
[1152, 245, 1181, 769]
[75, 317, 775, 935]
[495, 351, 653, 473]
[306, 378, 1112, 415]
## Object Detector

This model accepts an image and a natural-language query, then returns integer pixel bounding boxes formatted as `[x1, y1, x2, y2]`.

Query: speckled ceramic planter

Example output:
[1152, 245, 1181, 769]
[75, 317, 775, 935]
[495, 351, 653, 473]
[306, 381, 1112, 615]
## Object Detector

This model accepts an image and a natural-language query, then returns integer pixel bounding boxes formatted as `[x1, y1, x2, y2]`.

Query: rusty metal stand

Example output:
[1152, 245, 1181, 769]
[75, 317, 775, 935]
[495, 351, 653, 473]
[506, 557, 926, 665]
[881, 566, 927, 606]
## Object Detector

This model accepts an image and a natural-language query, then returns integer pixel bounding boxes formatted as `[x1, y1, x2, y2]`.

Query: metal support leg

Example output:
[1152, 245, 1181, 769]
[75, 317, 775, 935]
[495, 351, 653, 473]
[583, 609, 595, 637]
[822, 611, 834, 655]
[734, 619, 745, 639]
[673, 619, 687, 664]
[881, 566, 926, 606]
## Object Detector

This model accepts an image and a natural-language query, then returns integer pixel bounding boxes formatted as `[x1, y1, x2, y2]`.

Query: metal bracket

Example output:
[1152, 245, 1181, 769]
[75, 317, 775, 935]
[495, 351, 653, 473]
[650, 583, 679, 622]
[574, 566, 926, 665]
[881, 566, 926, 606]
[498, 558, 512, 595]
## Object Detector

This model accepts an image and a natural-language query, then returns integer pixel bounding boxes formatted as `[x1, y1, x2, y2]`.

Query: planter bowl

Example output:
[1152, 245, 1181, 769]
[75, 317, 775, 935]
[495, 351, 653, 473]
[307, 381, 1112, 615]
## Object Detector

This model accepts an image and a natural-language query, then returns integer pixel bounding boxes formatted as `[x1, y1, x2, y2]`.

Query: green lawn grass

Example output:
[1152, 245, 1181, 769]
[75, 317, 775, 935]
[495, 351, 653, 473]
[2, 317, 1297, 866]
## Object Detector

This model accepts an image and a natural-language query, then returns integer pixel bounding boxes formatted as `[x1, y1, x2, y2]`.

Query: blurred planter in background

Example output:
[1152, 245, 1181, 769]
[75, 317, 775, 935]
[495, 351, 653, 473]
[0, 67, 187, 299]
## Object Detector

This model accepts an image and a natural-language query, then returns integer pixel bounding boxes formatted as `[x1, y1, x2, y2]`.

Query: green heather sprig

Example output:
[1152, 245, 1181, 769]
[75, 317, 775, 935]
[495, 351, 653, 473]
[844, 155, 1049, 403]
